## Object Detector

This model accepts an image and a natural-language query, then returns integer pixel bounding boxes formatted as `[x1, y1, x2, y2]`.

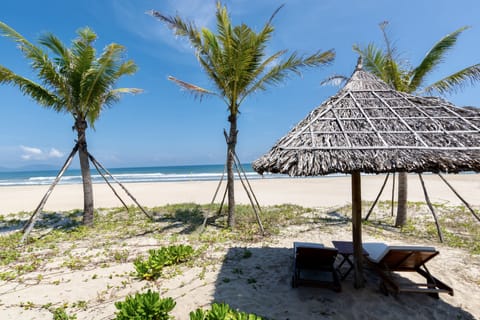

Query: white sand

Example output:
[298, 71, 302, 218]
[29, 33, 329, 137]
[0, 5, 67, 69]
[1, 173, 480, 215]
[0, 173, 479, 319]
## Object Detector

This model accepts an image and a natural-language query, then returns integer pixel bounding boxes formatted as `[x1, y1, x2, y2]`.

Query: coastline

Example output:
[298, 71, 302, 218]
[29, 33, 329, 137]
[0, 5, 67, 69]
[1, 173, 480, 215]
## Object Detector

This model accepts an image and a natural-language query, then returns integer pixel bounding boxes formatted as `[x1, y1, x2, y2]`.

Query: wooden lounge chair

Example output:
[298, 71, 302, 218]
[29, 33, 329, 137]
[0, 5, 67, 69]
[363, 242, 454, 298]
[292, 242, 341, 292]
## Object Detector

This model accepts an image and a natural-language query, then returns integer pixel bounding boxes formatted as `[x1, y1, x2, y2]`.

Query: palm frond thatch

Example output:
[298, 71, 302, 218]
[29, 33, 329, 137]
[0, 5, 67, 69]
[253, 60, 480, 176]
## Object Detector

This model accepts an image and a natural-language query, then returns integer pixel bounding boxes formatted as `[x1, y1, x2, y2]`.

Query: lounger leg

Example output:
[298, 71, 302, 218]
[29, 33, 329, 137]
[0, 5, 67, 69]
[417, 266, 454, 297]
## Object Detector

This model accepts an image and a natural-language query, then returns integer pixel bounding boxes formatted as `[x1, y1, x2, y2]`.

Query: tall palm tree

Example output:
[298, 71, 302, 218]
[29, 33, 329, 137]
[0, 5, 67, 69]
[353, 21, 480, 226]
[150, 2, 335, 228]
[0, 22, 141, 225]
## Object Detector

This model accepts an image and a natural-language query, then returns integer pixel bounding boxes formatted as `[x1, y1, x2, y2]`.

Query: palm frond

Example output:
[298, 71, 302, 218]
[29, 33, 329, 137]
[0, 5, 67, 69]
[0, 66, 61, 110]
[353, 43, 387, 79]
[242, 49, 334, 102]
[423, 63, 480, 95]
[320, 74, 348, 87]
[148, 10, 203, 51]
[410, 26, 470, 91]
[0, 21, 66, 92]
[168, 76, 216, 101]
[1, 22, 139, 128]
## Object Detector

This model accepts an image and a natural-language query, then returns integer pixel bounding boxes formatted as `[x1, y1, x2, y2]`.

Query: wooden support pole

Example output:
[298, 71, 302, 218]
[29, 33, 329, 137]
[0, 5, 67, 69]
[90, 156, 129, 211]
[234, 152, 262, 211]
[233, 154, 265, 236]
[352, 170, 365, 288]
[21, 145, 79, 243]
[365, 172, 390, 221]
[418, 173, 444, 242]
[87, 153, 153, 221]
[437, 173, 480, 223]
[391, 171, 396, 217]
[202, 162, 227, 230]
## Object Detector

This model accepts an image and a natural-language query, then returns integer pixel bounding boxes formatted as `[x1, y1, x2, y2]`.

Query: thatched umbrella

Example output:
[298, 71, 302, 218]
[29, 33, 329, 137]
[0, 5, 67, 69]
[253, 58, 480, 288]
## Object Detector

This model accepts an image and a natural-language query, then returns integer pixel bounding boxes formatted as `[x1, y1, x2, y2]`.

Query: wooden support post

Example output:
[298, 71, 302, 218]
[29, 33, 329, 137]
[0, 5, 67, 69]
[233, 154, 265, 236]
[90, 156, 129, 212]
[21, 145, 78, 243]
[365, 173, 390, 221]
[391, 171, 396, 217]
[202, 162, 227, 230]
[418, 174, 444, 242]
[234, 152, 262, 211]
[87, 153, 153, 221]
[437, 173, 480, 223]
[352, 170, 365, 288]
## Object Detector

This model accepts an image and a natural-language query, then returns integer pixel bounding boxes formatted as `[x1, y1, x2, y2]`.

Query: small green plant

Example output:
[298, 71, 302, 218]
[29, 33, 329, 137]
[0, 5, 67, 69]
[134, 245, 195, 280]
[114, 290, 175, 320]
[20, 301, 35, 310]
[110, 249, 130, 263]
[232, 268, 243, 275]
[189, 303, 263, 320]
[242, 249, 252, 259]
[52, 306, 77, 320]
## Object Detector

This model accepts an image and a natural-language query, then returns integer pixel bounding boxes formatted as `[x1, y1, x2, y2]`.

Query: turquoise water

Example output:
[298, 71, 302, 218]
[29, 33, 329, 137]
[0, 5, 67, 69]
[0, 164, 272, 186]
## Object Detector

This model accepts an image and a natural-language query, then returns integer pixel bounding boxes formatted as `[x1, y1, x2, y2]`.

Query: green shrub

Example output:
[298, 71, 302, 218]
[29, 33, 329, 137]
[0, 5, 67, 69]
[114, 290, 175, 320]
[189, 303, 263, 320]
[134, 245, 195, 280]
[52, 307, 77, 320]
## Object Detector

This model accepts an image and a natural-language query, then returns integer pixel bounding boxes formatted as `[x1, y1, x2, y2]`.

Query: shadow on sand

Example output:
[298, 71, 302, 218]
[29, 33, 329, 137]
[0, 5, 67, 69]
[213, 246, 475, 319]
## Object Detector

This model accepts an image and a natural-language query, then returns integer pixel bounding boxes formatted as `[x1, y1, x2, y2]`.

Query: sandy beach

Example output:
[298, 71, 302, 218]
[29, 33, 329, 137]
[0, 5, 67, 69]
[0, 173, 479, 319]
[1, 173, 480, 215]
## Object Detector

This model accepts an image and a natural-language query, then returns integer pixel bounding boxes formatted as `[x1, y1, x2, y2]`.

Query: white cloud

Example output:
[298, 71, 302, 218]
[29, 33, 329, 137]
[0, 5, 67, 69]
[20, 145, 64, 161]
[48, 148, 64, 158]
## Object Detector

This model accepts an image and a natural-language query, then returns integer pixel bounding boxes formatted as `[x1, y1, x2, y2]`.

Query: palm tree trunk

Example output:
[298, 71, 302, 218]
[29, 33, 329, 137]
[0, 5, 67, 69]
[226, 113, 238, 228]
[76, 119, 95, 226]
[395, 172, 408, 227]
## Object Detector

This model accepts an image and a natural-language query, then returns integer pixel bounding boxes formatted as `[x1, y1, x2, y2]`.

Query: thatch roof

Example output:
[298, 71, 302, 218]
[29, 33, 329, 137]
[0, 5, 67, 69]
[253, 61, 480, 176]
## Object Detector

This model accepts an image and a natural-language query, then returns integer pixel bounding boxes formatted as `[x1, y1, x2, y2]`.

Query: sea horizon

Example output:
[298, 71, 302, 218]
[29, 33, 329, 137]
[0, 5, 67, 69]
[0, 163, 280, 186]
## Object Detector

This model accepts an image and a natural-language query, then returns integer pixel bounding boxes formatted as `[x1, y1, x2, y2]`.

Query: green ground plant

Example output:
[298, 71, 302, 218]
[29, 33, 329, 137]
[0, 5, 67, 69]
[134, 244, 195, 280]
[52, 306, 77, 320]
[189, 302, 263, 320]
[114, 290, 175, 320]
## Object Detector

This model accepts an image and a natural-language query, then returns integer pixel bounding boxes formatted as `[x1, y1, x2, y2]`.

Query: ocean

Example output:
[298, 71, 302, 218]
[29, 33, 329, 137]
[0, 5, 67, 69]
[0, 164, 278, 186]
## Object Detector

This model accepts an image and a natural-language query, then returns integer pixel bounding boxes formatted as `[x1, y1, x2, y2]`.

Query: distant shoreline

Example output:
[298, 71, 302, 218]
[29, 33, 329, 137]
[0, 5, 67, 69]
[1, 173, 479, 215]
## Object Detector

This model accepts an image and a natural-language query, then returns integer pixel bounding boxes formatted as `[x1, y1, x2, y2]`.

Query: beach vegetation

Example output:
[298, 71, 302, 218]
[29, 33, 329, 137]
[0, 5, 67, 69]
[134, 244, 195, 280]
[189, 302, 263, 320]
[0, 22, 141, 226]
[242, 249, 252, 259]
[52, 306, 77, 320]
[114, 290, 175, 320]
[350, 22, 480, 228]
[0, 201, 478, 316]
[150, 3, 335, 228]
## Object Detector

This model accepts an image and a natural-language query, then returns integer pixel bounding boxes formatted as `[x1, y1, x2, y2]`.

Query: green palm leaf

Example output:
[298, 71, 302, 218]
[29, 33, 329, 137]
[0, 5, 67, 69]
[423, 63, 480, 95]
[410, 26, 470, 91]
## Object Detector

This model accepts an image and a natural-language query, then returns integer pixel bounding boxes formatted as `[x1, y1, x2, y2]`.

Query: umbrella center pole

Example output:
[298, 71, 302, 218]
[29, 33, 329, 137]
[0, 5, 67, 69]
[352, 170, 365, 288]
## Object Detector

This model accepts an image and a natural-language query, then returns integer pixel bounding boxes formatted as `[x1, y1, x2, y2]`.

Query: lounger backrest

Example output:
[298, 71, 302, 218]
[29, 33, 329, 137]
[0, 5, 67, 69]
[295, 247, 338, 269]
[381, 248, 438, 270]
[363, 243, 438, 269]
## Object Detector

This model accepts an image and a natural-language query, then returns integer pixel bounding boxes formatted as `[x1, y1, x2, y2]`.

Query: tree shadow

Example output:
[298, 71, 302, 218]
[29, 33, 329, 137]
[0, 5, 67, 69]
[213, 246, 476, 319]
[0, 211, 82, 235]
[150, 206, 214, 235]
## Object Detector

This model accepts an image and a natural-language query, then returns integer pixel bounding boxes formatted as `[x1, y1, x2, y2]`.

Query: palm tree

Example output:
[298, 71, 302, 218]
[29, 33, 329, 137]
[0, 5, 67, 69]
[0, 22, 141, 225]
[150, 2, 335, 228]
[353, 21, 480, 226]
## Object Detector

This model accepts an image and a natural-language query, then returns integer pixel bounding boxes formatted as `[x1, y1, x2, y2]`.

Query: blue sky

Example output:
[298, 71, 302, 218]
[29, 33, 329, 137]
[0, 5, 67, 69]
[1, 0, 479, 169]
